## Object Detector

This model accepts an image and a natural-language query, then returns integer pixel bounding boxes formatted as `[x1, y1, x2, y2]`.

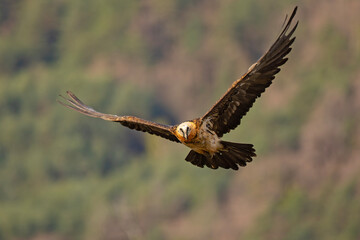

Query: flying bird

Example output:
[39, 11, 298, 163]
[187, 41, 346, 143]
[59, 7, 298, 170]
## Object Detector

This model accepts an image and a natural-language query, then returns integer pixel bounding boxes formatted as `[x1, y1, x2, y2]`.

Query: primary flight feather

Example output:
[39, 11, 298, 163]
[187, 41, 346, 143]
[59, 7, 298, 170]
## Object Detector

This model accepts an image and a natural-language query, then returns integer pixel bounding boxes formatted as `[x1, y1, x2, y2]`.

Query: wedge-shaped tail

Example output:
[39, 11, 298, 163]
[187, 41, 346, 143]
[185, 141, 256, 170]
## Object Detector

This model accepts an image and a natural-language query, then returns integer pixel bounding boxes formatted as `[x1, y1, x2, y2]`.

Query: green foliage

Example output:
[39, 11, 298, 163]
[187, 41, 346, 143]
[0, 179, 98, 239]
[246, 179, 360, 240]
[0, 1, 359, 239]
[182, 16, 204, 52]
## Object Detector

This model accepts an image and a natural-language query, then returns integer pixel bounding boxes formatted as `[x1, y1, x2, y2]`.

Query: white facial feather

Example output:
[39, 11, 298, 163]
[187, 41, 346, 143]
[177, 122, 192, 139]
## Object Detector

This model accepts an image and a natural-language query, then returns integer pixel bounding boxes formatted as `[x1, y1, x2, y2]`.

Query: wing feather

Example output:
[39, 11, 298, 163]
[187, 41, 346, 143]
[58, 91, 180, 143]
[202, 7, 298, 137]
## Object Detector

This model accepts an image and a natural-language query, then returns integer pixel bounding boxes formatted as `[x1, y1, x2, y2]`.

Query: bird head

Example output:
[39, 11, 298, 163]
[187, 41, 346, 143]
[176, 121, 196, 142]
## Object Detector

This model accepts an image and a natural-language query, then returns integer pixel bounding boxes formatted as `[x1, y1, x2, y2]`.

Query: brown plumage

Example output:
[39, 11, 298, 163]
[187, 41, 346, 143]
[201, 7, 298, 137]
[59, 91, 180, 143]
[59, 7, 298, 170]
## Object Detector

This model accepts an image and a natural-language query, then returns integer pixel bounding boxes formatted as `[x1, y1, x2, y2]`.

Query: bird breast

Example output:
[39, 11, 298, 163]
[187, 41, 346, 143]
[183, 119, 222, 156]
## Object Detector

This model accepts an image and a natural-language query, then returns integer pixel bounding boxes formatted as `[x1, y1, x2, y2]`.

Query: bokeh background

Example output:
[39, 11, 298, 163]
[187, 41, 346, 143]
[0, 0, 359, 239]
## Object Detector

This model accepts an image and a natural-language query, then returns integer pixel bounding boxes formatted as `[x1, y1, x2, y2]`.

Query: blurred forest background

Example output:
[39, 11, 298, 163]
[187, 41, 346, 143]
[0, 0, 359, 239]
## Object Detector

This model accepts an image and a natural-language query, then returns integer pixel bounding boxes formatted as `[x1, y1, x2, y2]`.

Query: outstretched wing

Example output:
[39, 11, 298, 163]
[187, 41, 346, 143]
[58, 91, 180, 143]
[202, 7, 298, 137]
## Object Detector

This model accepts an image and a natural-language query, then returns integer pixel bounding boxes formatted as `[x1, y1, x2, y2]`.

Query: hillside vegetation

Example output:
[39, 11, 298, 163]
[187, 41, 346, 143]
[0, 0, 359, 239]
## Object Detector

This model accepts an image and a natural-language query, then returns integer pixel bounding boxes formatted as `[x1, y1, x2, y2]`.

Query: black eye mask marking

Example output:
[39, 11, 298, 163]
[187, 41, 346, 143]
[179, 127, 185, 137]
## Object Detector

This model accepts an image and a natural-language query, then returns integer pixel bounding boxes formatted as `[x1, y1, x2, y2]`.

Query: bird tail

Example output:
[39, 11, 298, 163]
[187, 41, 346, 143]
[185, 141, 256, 170]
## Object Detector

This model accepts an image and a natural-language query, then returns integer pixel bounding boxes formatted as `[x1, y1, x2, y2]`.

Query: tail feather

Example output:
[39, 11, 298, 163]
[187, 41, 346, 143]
[220, 151, 239, 170]
[213, 154, 229, 169]
[185, 141, 256, 170]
